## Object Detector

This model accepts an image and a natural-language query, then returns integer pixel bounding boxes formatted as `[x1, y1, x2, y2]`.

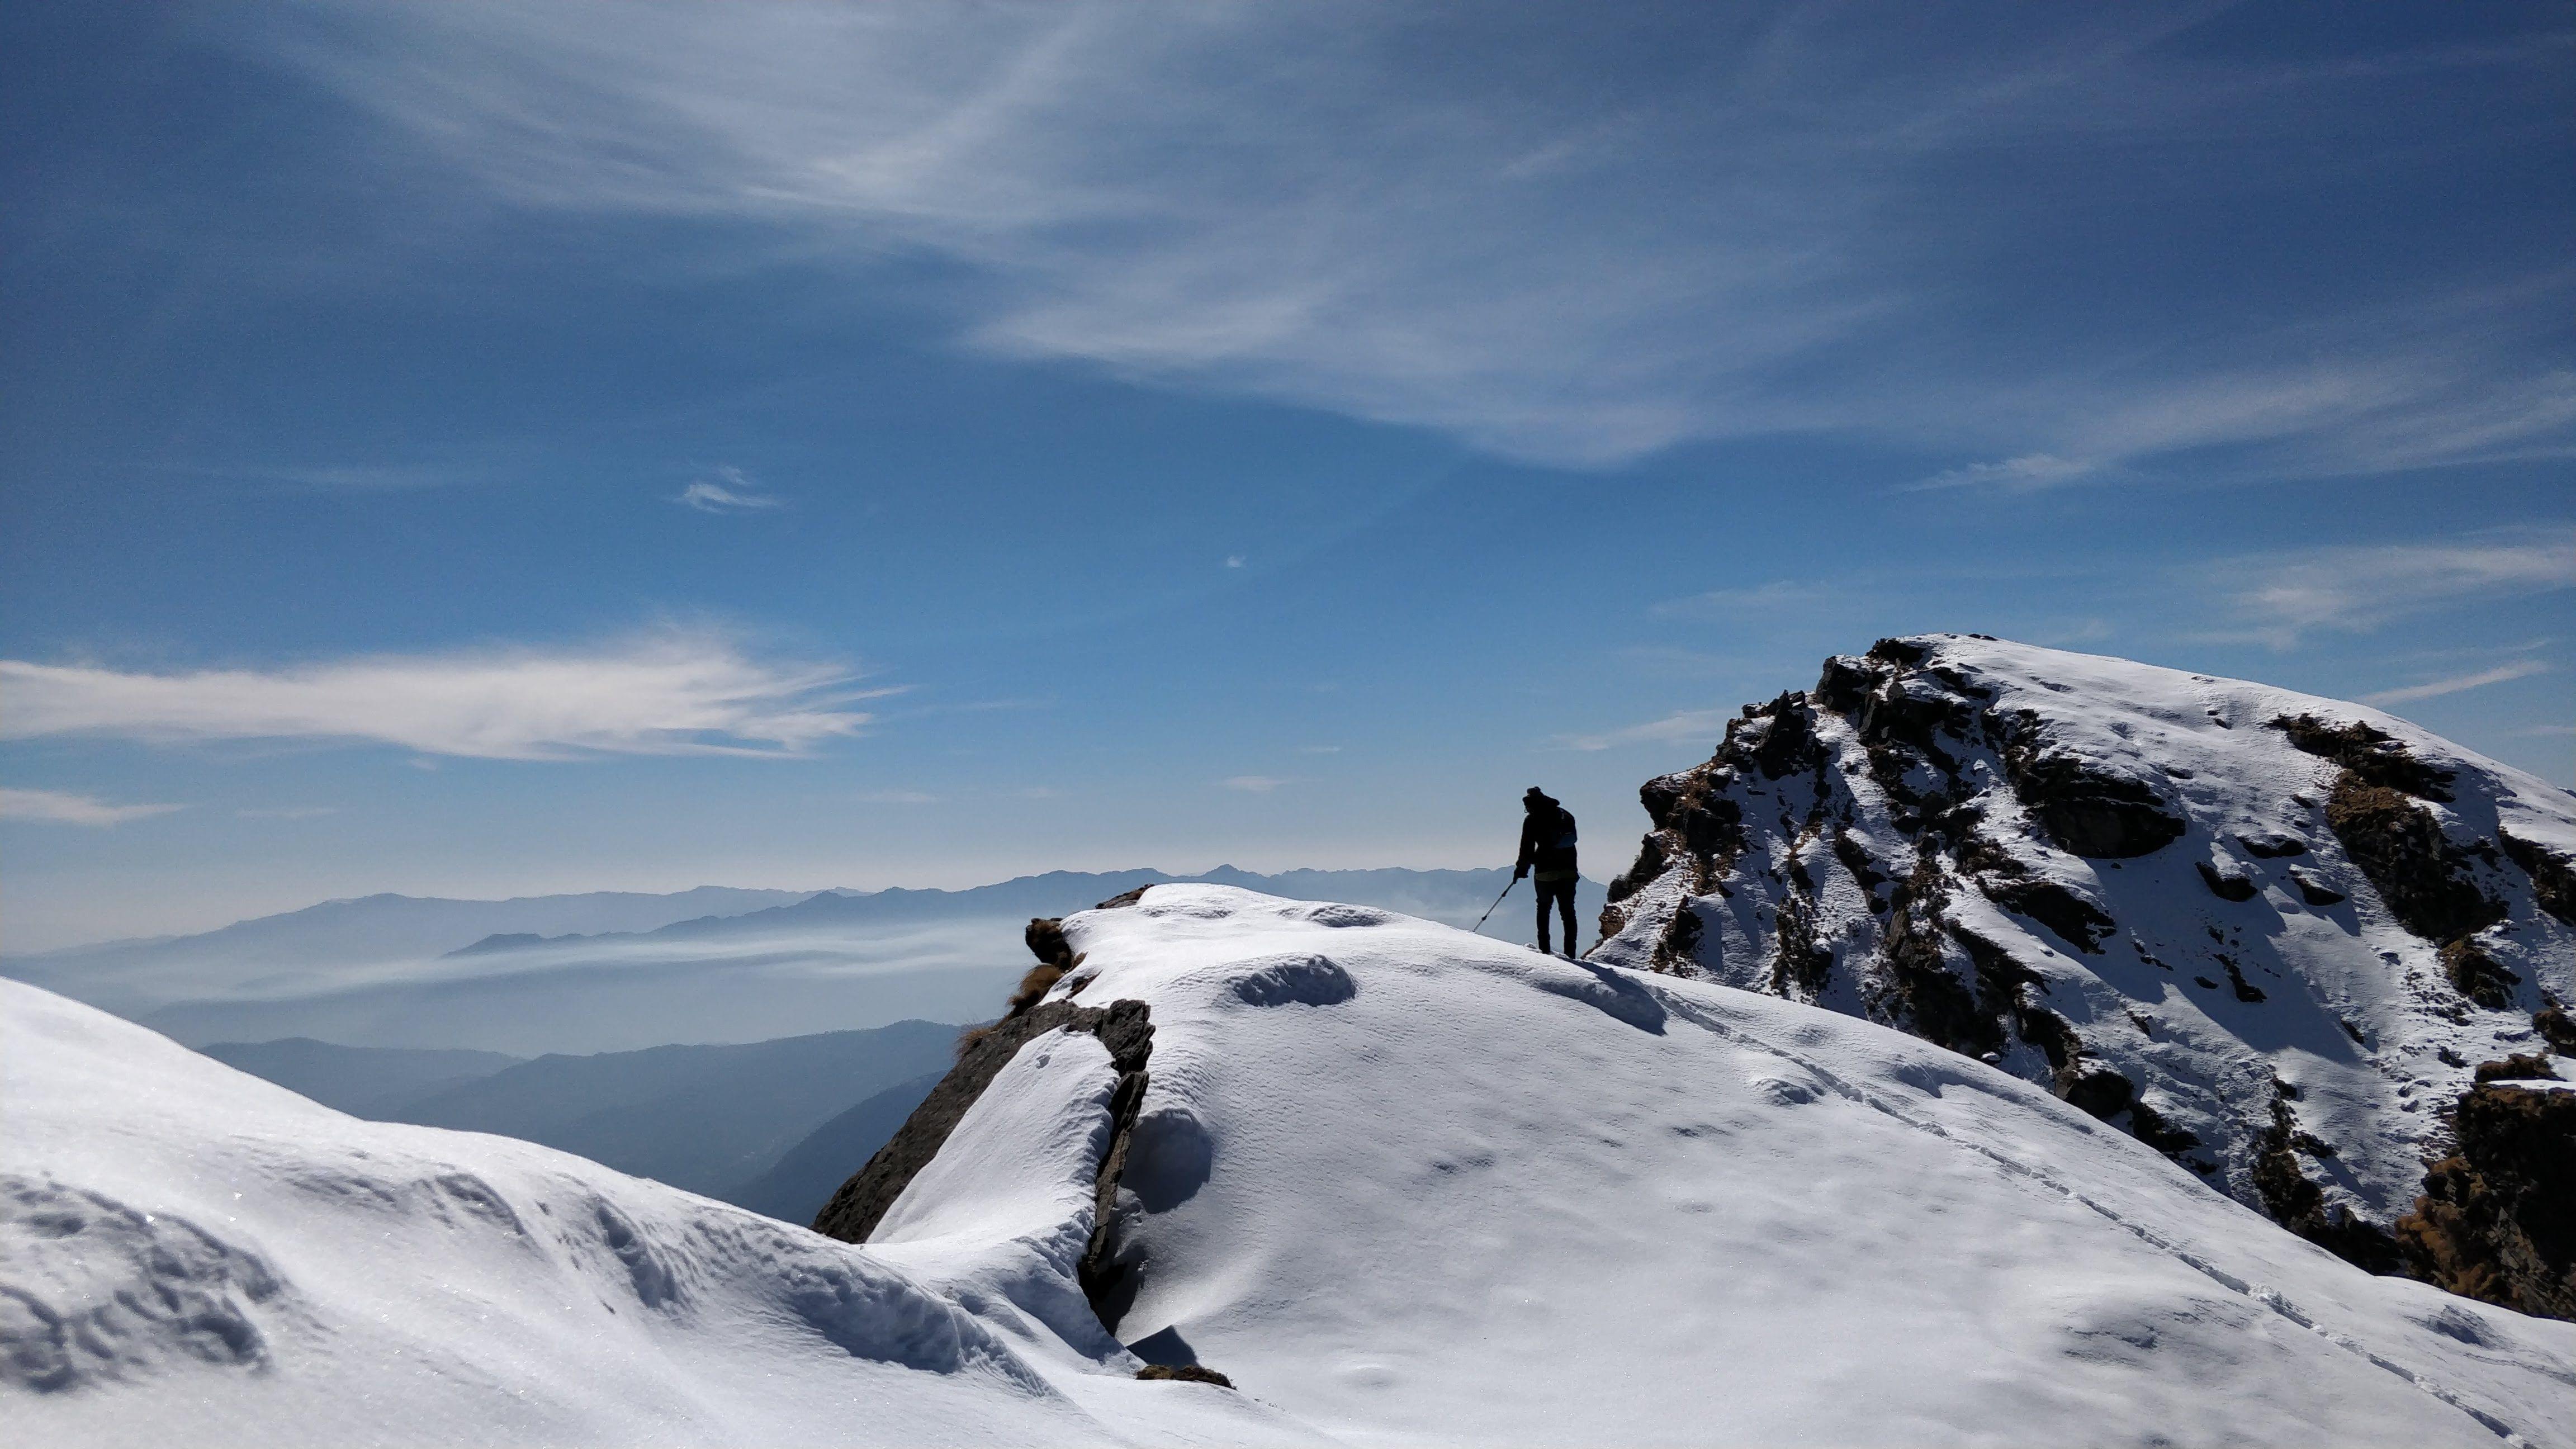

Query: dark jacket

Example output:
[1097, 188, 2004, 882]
[1517, 802, 1579, 882]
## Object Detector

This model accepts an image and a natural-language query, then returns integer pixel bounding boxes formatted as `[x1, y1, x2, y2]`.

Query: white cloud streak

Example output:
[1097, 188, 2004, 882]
[1560, 708, 1736, 753]
[2362, 660, 2551, 707]
[1, 788, 184, 827]
[0, 633, 879, 760]
[258, 2, 2576, 473]
[2211, 528, 2575, 646]
[1652, 580, 1844, 617]
[675, 466, 780, 513]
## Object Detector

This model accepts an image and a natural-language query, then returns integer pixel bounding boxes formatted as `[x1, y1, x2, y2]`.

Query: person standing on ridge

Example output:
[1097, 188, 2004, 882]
[1514, 787, 1580, 956]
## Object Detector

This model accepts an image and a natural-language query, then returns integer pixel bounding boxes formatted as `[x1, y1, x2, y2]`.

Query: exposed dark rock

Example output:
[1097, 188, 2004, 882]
[2288, 868, 2347, 906]
[1979, 875, 2115, 953]
[1136, 1363, 1234, 1388]
[2195, 861, 2258, 903]
[816, 909, 1164, 1332]
[1095, 885, 1155, 910]
[1815, 654, 1880, 714]
[2005, 753, 2186, 859]
[2252, 1091, 2402, 1274]
[2061, 1064, 2136, 1121]
[2439, 937, 2521, 1012]
[2127, 1096, 2204, 1156]
[2395, 1082, 2576, 1320]
[1604, 834, 1666, 907]
[1076, 1000, 1158, 1321]
[1027, 916, 1079, 968]
[1878, 860, 2002, 1058]
[2501, 830, 2576, 929]
[1749, 694, 1825, 779]
[1769, 889, 1834, 999]
[2220, 958, 2267, 1003]
[1857, 681, 1962, 761]
[2323, 775, 2503, 944]
[1867, 637, 1930, 666]
[1830, 828, 1888, 898]
[1653, 899, 1703, 972]
[813, 997, 1136, 1243]
[2237, 835, 2310, 859]
[2270, 714, 2456, 802]
[2536, 1002, 2576, 1054]
[1642, 774, 1745, 865]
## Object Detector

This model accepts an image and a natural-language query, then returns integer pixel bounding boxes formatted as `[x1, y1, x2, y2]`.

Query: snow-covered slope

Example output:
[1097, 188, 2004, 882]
[1593, 634, 2576, 1277]
[0, 978, 1314, 1447]
[15, 886, 2574, 1446]
[879, 886, 2574, 1446]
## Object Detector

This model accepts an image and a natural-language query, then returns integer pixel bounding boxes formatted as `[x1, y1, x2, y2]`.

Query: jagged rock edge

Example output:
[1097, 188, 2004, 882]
[811, 892, 1160, 1341]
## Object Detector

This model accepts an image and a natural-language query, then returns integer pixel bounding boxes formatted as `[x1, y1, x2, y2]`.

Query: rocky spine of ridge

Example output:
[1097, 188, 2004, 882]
[812, 891, 1159, 1326]
[1592, 633, 2576, 1316]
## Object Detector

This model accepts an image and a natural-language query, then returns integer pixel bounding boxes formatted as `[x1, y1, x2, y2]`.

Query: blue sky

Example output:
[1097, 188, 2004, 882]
[4, 1, 2570, 949]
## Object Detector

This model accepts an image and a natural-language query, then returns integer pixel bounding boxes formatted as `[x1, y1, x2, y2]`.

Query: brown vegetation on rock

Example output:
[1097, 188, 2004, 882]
[2002, 751, 2186, 859]
[2270, 714, 2456, 801]
[2395, 1082, 2576, 1321]
[2439, 937, 2521, 1012]
[2250, 1088, 2402, 1273]
[2323, 775, 2503, 946]
[2500, 830, 2576, 929]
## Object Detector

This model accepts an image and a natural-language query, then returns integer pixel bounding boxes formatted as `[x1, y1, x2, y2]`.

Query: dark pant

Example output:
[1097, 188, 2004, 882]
[1533, 875, 1577, 953]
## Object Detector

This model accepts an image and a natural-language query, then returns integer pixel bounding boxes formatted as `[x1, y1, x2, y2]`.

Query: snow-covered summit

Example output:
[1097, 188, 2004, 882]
[1594, 634, 2576, 1290]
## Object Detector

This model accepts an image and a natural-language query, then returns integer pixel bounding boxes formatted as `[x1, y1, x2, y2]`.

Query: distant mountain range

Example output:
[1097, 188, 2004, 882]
[205, 1022, 959, 1225]
[9, 867, 1604, 1055]
[6, 886, 818, 1014]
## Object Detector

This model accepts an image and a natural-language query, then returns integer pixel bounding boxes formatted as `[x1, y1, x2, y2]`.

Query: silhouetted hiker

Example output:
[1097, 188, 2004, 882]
[1514, 787, 1579, 956]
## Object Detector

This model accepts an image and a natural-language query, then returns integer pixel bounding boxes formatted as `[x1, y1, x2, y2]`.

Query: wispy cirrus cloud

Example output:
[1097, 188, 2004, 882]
[2362, 660, 2551, 708]
[1905, 454, 2095, 493]
[252, 2, 2576, 473]
[0, 632, 882, 760]
[1, 788, 184, 827]
[675, 466, 781, 513]
[2204, 528, 2575, 647]
[1559, 708, 1735, 753]
[1652, 580, 1844, 617]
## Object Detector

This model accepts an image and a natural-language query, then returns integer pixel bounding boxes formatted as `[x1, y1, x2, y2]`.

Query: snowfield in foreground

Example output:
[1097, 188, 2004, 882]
[0, 976, 1309, 1448]
[9, 887, 2574, 1446]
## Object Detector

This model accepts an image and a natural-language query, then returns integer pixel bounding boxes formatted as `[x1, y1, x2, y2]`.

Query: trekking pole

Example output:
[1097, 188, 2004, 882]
[1470, 876, 1517, 935]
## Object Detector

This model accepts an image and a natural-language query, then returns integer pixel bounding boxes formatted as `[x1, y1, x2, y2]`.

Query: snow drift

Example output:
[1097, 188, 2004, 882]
[1594, 634, 2576, 1298]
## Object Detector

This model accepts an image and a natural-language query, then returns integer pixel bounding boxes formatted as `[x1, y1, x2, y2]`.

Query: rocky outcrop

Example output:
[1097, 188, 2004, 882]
[2395, 1082, 2576, 1320]
[1592, 634, 2575, 1306]
[813, 893, 1162, 1330]
[2321, 775, 2502, 945]
[809, 997, 1153, 1251]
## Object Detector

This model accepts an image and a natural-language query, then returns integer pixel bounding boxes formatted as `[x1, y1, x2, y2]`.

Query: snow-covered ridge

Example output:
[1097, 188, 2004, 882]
[939, 884, 2572, 1445]
[1593, 633, 2575, 1296]
[10, 886, 2575, 1444]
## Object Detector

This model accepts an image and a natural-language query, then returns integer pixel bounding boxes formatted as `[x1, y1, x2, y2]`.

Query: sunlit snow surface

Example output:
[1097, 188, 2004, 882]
[9, 887, 2574, 1446]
